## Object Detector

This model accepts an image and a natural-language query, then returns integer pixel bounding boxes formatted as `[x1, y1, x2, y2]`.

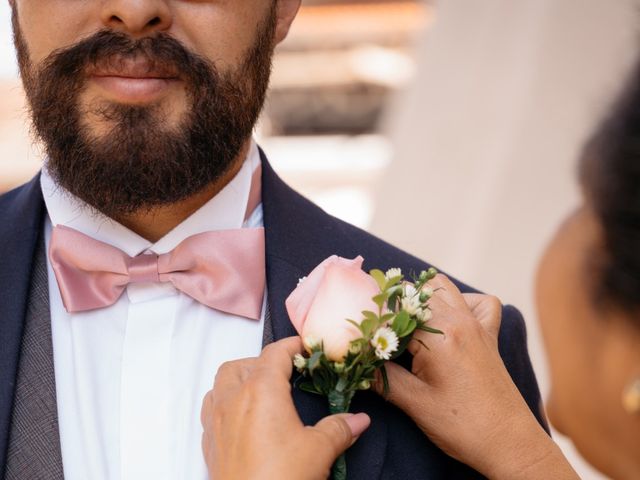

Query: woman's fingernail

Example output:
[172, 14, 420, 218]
[344, 413, 371, 437]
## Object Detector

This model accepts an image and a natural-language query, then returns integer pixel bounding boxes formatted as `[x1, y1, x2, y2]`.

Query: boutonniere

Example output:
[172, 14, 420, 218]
[286, 255, 442, 480]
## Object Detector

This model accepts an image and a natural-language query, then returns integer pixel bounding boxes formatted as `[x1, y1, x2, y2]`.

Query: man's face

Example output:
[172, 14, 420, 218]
[11, 0, 299, 217]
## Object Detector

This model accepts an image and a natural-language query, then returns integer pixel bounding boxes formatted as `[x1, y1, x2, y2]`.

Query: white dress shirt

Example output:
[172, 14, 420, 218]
[41, 141, 265, 480]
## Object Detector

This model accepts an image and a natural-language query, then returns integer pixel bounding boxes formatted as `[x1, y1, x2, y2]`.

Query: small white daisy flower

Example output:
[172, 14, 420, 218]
[402, 284, 423, 315]
[293, 353, 307, 370]
[401, 295, 421, 316]
[404, 284, 418, 298]
[385, 268, 402, 280]
[371, 327, 399, 360]
[416, 307, 433, 322]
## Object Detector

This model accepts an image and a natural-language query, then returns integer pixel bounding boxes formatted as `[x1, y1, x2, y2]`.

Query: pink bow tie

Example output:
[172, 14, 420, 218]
[49, 225, 266, 320]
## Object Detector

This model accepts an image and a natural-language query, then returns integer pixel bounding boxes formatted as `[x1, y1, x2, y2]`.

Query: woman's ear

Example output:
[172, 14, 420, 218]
[274, 0, 301, 45]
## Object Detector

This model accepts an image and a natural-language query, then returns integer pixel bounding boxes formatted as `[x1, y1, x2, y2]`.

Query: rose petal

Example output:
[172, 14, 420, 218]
[286, 255, 365, 335]
[301, 259, 378, 360]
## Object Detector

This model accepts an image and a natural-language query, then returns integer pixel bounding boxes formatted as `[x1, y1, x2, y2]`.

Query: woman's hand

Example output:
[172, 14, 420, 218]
[201, 336, 371, 480]
[378, 275, 578, 479]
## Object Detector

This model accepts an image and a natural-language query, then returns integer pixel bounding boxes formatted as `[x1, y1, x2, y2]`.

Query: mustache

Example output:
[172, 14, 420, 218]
[33, 29, 215, 88]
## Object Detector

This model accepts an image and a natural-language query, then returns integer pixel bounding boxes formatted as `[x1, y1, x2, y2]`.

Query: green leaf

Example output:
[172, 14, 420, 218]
[380, 365, 390, 396]
[360, 318, 377, 338]
[373, 292, 389, 309]
[299, 381, 322, 395]
[311, 376, 329, 396]
[398, 318, 417, 338]
[307, 351, 324, 374]
[416, 324, 444, 335]
[392, 311, 410, 335]
[386, 287, 402, 310]
[362, 310, 379, 324]
[380, 313, 395, 323]
[387, 295, 398, 312]
[384, 276, 404, 291]
[370, 269, 387, 290]
[413, 337, 430, 351]
[387, 284, 404, 296]
[346, 319, 362, 331]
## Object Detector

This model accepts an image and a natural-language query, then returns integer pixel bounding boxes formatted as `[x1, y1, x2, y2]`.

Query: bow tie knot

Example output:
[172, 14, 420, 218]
[128, 254, 162, 284]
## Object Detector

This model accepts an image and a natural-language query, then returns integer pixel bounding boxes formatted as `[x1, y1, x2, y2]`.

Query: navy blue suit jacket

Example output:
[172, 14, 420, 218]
[0, 155, 546, 478]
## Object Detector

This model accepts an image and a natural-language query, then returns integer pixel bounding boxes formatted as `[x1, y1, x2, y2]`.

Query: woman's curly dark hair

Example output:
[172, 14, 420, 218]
[580, 63, 640, 317]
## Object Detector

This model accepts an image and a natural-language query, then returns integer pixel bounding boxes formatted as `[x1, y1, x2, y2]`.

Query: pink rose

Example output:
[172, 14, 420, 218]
[285, 255, 379, 361]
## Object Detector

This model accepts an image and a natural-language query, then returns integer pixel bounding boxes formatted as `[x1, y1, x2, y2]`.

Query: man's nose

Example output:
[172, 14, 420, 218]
[100, 0, 172, 36]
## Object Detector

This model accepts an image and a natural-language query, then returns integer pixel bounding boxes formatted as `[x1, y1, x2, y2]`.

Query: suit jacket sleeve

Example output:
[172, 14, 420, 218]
[498, 304, 548, 431]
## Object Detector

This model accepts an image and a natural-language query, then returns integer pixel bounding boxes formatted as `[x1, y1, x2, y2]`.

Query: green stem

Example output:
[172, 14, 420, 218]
[328, 389, 354, 480]
[344, 352, 363, 373]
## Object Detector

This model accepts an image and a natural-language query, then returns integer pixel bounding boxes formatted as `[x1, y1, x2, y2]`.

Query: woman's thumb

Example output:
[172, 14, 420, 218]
[313, 413, 371, 457]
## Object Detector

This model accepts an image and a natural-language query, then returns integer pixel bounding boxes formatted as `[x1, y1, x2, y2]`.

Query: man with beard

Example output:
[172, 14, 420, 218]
[0, 1, 546, 479]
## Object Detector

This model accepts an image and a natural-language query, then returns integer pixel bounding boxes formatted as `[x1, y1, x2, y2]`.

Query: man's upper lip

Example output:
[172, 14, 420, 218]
[89, 58, 178, 79]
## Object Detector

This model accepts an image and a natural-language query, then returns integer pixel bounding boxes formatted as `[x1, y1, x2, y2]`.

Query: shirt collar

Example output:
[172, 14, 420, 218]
[41, 140, 262, 257]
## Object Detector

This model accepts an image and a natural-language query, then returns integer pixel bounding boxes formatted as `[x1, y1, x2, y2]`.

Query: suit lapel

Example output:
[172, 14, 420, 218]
[261, 152, 387, 480]
[0, 175, 46, 474]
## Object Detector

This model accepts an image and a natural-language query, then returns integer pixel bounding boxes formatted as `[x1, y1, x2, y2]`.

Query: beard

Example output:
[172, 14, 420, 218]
[12, 8, 275, 217]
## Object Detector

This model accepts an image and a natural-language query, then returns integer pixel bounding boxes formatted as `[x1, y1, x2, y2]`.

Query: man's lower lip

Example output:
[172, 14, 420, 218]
[90, 76, 178, 103]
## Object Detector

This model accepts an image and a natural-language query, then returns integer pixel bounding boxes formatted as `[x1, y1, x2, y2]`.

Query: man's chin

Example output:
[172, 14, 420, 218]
[79, 84, 188, 133]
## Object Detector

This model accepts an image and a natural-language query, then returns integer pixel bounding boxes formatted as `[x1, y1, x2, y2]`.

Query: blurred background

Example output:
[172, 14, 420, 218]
[1, 0, 639, 478]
